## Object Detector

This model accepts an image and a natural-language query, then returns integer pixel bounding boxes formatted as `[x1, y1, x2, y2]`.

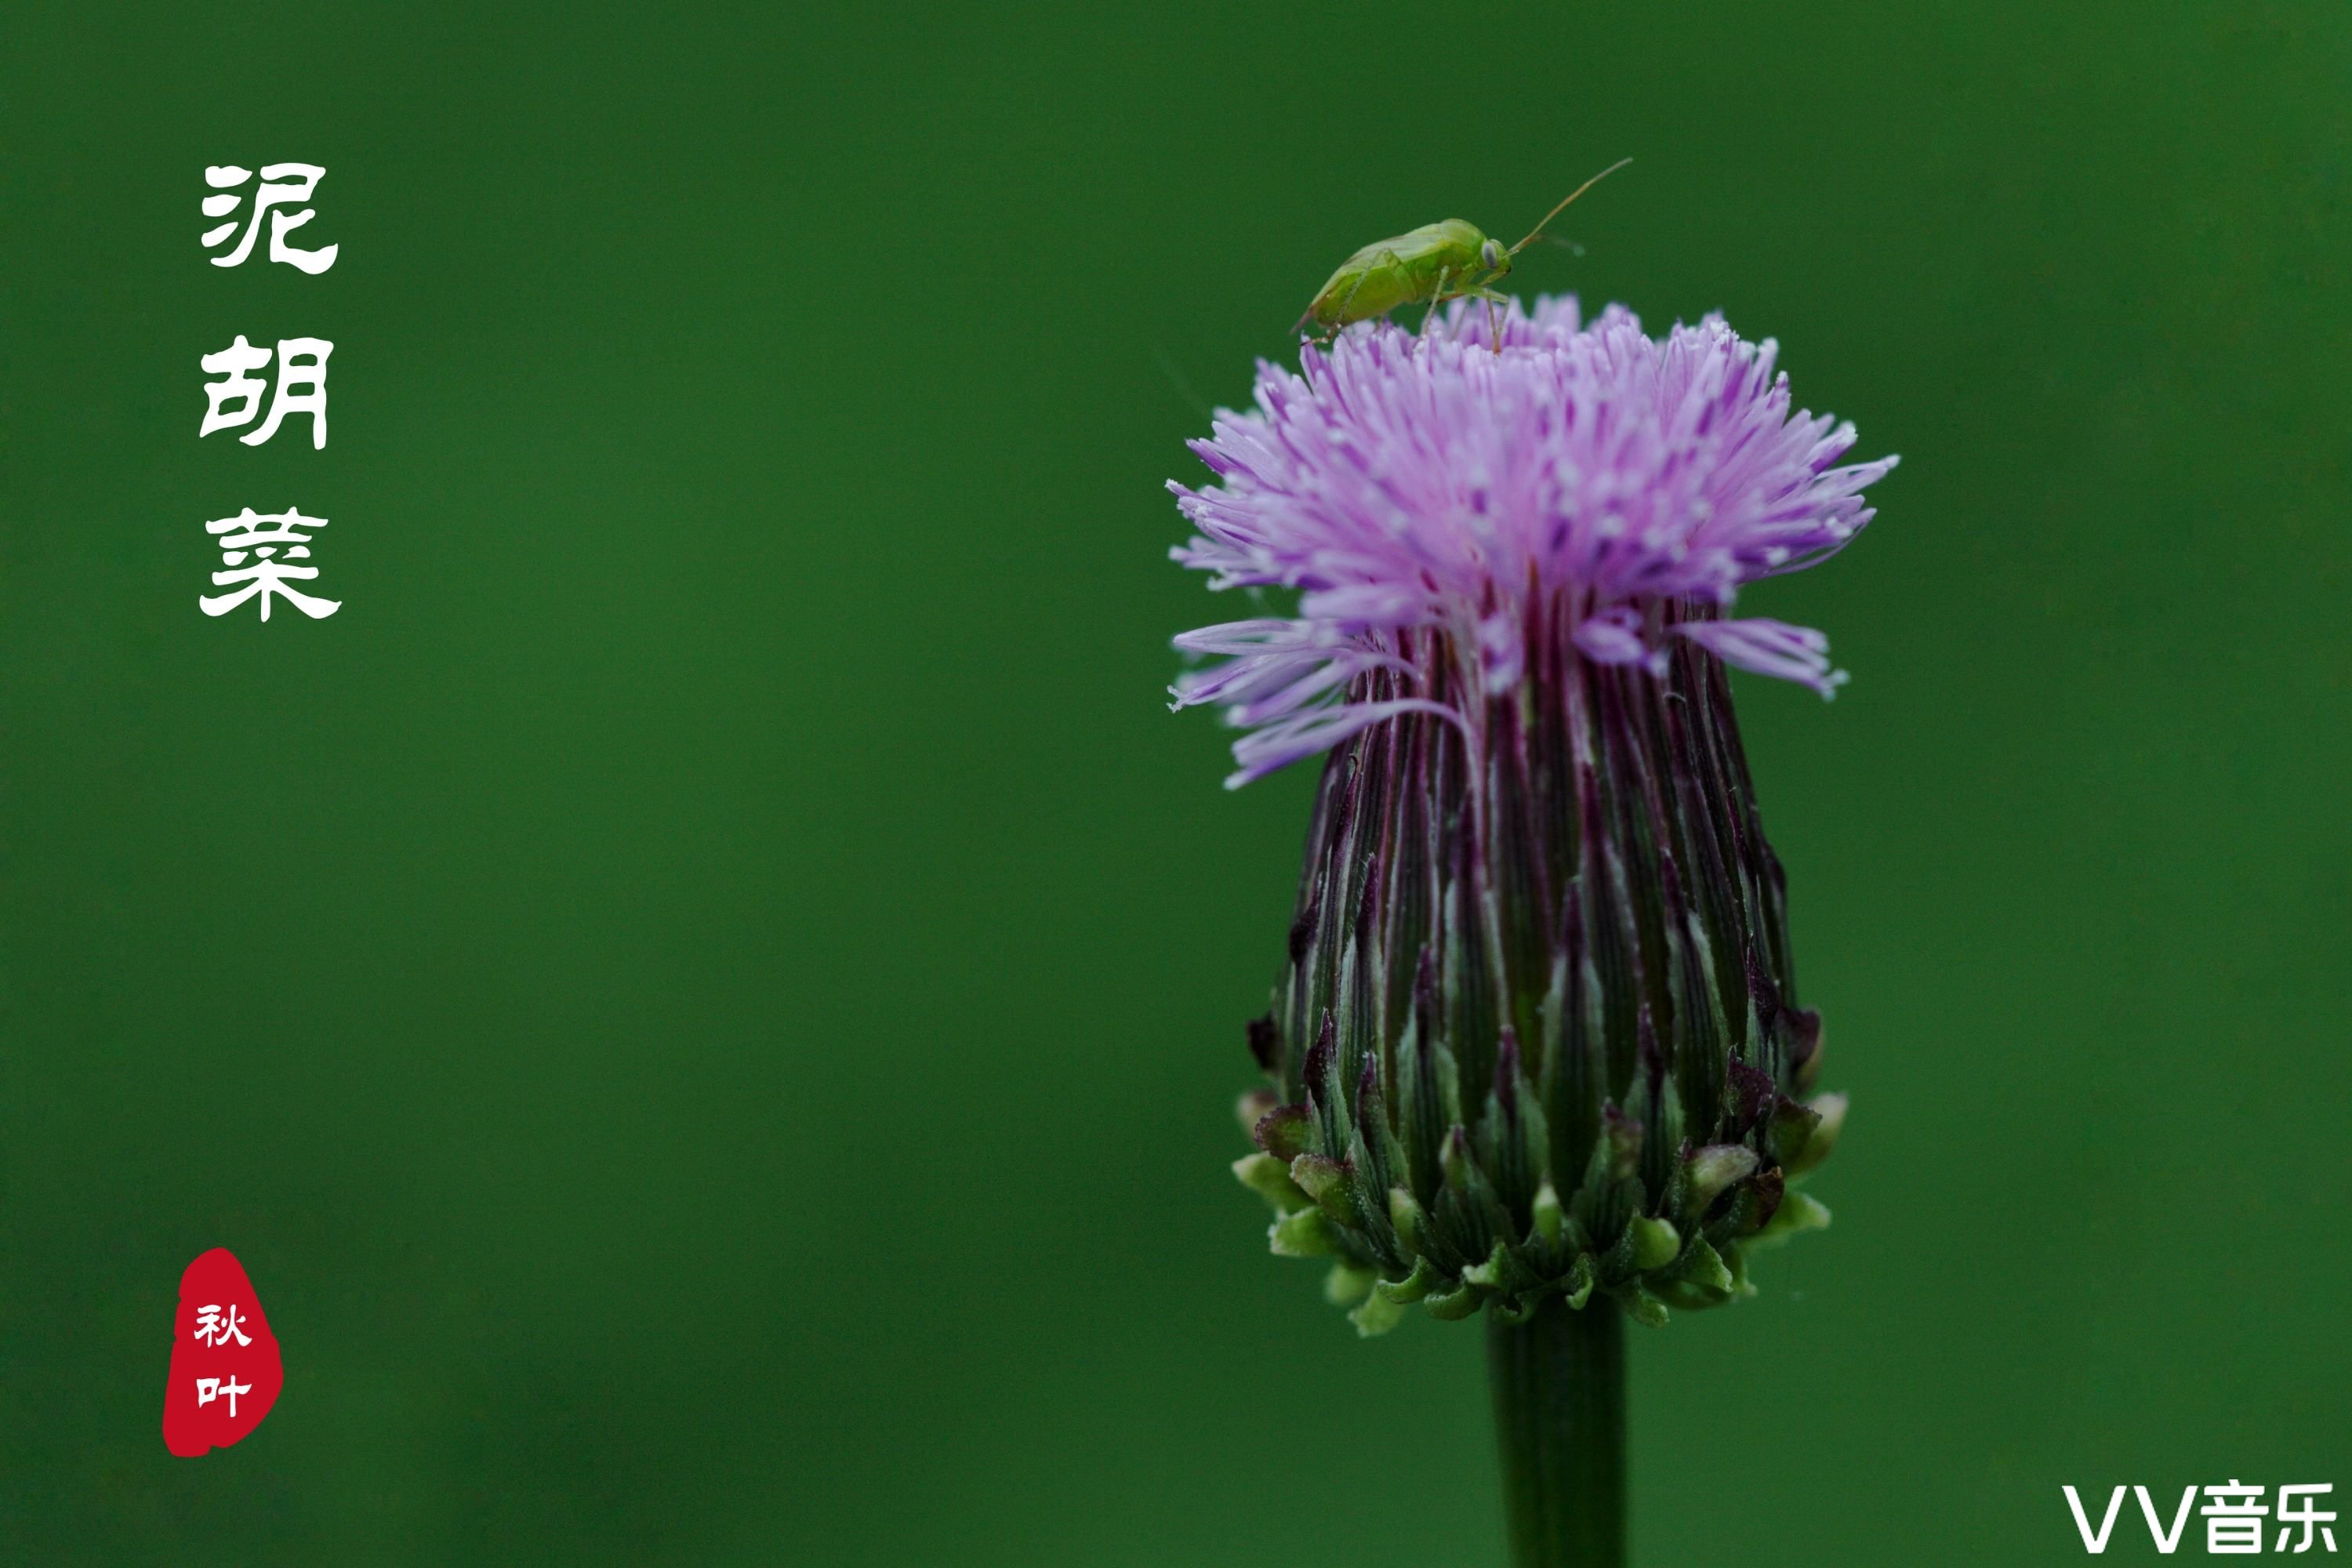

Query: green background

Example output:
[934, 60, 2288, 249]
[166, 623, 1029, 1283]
[3, 2, 2346, 1563]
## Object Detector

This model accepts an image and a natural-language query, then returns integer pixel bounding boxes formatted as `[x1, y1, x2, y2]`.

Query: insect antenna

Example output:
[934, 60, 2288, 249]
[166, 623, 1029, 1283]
[1508, 157, 1632, 256]
[1152, 347, 1213, 423]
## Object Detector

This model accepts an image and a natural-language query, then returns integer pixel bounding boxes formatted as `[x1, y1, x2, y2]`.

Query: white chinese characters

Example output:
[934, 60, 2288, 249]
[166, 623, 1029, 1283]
[194, 1375, 254, 1417]
[202, 163, 337, 272]
[197, 162, 345, 622]
[193, 1303, 252, 1348]
[2066, 1483, 2338, 1555]
[200, 334, 332, 448]
[2209, 1483, 2273, 1556]
[198, 508, 341, 622]
[2279, 1489, 2342, 1555]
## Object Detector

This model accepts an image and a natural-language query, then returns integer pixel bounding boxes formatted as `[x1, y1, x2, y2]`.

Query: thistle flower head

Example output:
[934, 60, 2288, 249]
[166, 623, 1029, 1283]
[1171, 297, 1896, 787]
[1174, 298, 1893, 1331]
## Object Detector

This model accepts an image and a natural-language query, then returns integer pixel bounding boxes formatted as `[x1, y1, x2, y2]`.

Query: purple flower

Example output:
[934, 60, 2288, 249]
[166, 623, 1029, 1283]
[1195, 296, 1882, 1334]
[1170, 296, 1896, 786]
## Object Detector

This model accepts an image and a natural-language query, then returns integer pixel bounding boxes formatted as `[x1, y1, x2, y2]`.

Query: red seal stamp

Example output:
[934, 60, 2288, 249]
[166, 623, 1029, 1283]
[162, 1247, 284, 1456]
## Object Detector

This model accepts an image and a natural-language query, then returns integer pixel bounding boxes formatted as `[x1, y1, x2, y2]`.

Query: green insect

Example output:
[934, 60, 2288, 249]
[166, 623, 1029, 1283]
[1294, 158, 1632, 347]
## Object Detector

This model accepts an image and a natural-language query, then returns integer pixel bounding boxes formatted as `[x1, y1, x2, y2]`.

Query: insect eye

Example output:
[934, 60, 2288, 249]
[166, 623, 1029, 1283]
[1481, 240, 1503, 269]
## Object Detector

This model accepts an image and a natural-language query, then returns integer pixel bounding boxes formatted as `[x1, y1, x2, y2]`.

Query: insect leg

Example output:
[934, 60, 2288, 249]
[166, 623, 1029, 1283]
[1455, 283, 1508, 353]
[1320, 261, 1382, 343]
[1419, 266, 1454, 336]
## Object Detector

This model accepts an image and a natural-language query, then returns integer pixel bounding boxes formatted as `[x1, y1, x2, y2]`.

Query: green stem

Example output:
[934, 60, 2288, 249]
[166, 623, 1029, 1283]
[1486, 1295, 1627, 1568]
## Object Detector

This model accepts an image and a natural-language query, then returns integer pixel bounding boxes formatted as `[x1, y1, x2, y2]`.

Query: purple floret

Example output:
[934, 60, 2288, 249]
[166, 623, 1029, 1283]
[1171, 296, 1896, 786]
